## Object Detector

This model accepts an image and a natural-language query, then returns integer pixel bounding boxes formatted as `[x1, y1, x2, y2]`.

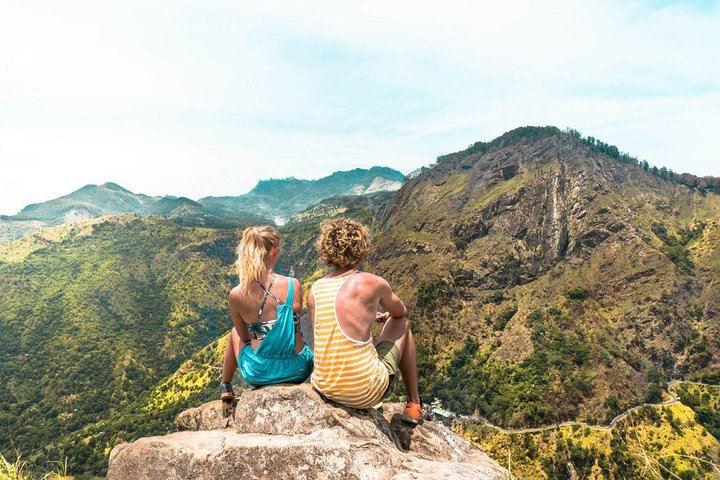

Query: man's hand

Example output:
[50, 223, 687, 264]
[375, 311, 391, 323]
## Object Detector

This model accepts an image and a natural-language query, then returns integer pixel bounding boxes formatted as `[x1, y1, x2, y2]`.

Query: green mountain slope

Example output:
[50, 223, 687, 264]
[370, 126, 720, 429]
[462, 383, 720, 479]
[0, 214, 244, 475]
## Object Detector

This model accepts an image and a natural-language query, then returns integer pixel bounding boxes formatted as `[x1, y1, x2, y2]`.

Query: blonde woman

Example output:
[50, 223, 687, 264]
[220, 226, 313, 399]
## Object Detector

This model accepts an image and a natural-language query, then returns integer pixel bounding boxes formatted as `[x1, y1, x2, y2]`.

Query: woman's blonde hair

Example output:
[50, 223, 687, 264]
[235, 226, 281, 294]
[315, 218, 371, 269]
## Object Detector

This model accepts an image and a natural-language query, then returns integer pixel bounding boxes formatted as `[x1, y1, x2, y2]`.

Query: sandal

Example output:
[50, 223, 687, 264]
[220, 382, 235, 401]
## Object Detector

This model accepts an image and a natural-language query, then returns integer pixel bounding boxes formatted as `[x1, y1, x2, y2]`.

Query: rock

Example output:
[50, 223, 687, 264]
[381, 403, 481, 462]
[176, 399, 237, 431]
[109, 384, 507, 480]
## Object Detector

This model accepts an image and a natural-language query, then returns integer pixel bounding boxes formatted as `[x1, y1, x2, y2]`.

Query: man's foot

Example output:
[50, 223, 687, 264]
[220, 382, 235, 401]
[401, 401, 423, 425]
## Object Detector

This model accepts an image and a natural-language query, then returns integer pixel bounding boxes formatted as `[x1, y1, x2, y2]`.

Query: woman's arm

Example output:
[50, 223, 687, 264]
[292, 278, 303, 315]
[229, 289, 252, 345]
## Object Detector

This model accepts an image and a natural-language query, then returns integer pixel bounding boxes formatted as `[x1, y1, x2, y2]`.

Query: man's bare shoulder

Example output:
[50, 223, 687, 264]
[353, 271, 390, 289]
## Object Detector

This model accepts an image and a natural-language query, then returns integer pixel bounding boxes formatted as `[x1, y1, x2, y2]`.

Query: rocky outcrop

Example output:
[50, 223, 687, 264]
[108, 384, 507, 479]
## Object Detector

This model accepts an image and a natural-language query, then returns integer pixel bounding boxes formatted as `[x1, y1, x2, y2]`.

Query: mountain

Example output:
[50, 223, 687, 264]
[198, 166, 404, 225]
[370, 126, 720, 428]
[0, 183, 264, 243]
[0, 167, 405, 244]
[8, 182, 202, 222]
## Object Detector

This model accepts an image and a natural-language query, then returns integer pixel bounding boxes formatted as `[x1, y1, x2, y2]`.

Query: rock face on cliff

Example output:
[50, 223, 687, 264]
[107, 384, 507, 479]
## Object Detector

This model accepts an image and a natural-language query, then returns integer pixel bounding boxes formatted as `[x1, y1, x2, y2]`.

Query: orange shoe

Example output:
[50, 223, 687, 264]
[401, 401, 424, 425]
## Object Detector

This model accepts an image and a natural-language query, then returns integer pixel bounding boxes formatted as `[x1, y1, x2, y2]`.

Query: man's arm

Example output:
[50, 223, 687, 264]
[377, 277, 407, 318]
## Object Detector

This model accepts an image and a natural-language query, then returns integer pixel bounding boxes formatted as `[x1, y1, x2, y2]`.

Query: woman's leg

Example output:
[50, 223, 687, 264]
[221, 328, 242, 383]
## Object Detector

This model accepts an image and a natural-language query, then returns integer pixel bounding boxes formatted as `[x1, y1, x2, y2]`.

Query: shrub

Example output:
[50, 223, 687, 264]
[526, 309, 544, 328]
[493, 304, 518, 330]
[566, 285, 589, 301]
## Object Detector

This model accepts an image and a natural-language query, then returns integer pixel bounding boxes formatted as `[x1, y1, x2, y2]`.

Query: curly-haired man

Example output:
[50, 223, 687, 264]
[308, 218, 423, 423]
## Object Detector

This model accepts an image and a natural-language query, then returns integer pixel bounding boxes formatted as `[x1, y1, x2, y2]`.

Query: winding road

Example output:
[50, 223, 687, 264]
[452, 380, 719, 435]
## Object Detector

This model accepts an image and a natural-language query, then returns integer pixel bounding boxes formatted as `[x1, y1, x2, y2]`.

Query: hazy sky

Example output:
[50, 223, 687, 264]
[1, 0, 719, 215]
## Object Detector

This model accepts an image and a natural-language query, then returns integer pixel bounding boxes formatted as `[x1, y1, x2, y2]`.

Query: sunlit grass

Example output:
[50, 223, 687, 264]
[0, 452, 70, 480]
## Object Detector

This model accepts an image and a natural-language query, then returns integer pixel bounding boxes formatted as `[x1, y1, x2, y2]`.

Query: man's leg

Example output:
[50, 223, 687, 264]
[377, 317, 421, 404]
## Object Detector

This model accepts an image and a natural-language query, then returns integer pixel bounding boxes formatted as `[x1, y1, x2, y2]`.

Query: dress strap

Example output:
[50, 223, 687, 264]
[285, 276, 294, 306]
[256, 275, 281, 321]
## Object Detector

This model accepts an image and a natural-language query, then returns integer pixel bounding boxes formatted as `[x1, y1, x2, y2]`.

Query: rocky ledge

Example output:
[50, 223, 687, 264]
[107, 384, 507, 479]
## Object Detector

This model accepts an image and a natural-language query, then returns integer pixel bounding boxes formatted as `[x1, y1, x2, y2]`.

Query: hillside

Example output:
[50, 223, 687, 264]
[461, 382, 720, 479]
[277, 191, 396, 284]
[371, 126, 720, 429]
[0, 214, 243, 475]
[0, 192, 396, 478]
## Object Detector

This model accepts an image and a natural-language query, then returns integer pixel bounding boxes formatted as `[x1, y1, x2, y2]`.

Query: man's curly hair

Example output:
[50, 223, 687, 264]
[315, 218, 371, 269]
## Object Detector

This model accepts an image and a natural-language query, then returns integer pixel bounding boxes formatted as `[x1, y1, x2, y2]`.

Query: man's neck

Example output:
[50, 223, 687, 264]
[328, 267, 355, 277]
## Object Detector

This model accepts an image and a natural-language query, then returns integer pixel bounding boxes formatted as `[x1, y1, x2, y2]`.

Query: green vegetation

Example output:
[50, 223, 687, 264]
[3, 127, 720, 478]
[428, 308, 595, 427]
[565, 285, 589, 302]
[677, 383, 720, 440]
[566, 127, 720, 194]
[462, 399, 720, 479]
[651, 222, 695, 275]
[0, 451, 69, 480]
[0, 216, 238, 477]
[493, 304, 518, 330]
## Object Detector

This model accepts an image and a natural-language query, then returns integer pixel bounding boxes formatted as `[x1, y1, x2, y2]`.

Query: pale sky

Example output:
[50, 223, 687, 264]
[1, 0, 719, 216]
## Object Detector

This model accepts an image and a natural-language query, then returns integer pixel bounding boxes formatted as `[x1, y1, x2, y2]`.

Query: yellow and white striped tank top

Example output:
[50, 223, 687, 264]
[310, 270, 389, 408]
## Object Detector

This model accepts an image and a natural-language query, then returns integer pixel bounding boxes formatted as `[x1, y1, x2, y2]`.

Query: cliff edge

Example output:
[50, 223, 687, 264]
[107, 384, 507, 479]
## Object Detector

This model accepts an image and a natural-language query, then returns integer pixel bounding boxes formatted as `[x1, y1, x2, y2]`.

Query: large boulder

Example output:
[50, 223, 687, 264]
[108, 384, 507, 479]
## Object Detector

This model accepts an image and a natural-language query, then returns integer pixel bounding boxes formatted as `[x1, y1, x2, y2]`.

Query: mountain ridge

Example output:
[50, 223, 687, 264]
[0, 166, 405, 243]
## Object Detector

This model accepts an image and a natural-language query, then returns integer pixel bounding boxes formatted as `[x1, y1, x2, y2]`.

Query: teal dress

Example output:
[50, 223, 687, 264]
[238, 278, 313, 386]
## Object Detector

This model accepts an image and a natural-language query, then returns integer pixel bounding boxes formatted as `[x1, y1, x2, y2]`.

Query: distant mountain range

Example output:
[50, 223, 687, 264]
[0, 166, 404, 242]
[198, 166, 404, 225]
